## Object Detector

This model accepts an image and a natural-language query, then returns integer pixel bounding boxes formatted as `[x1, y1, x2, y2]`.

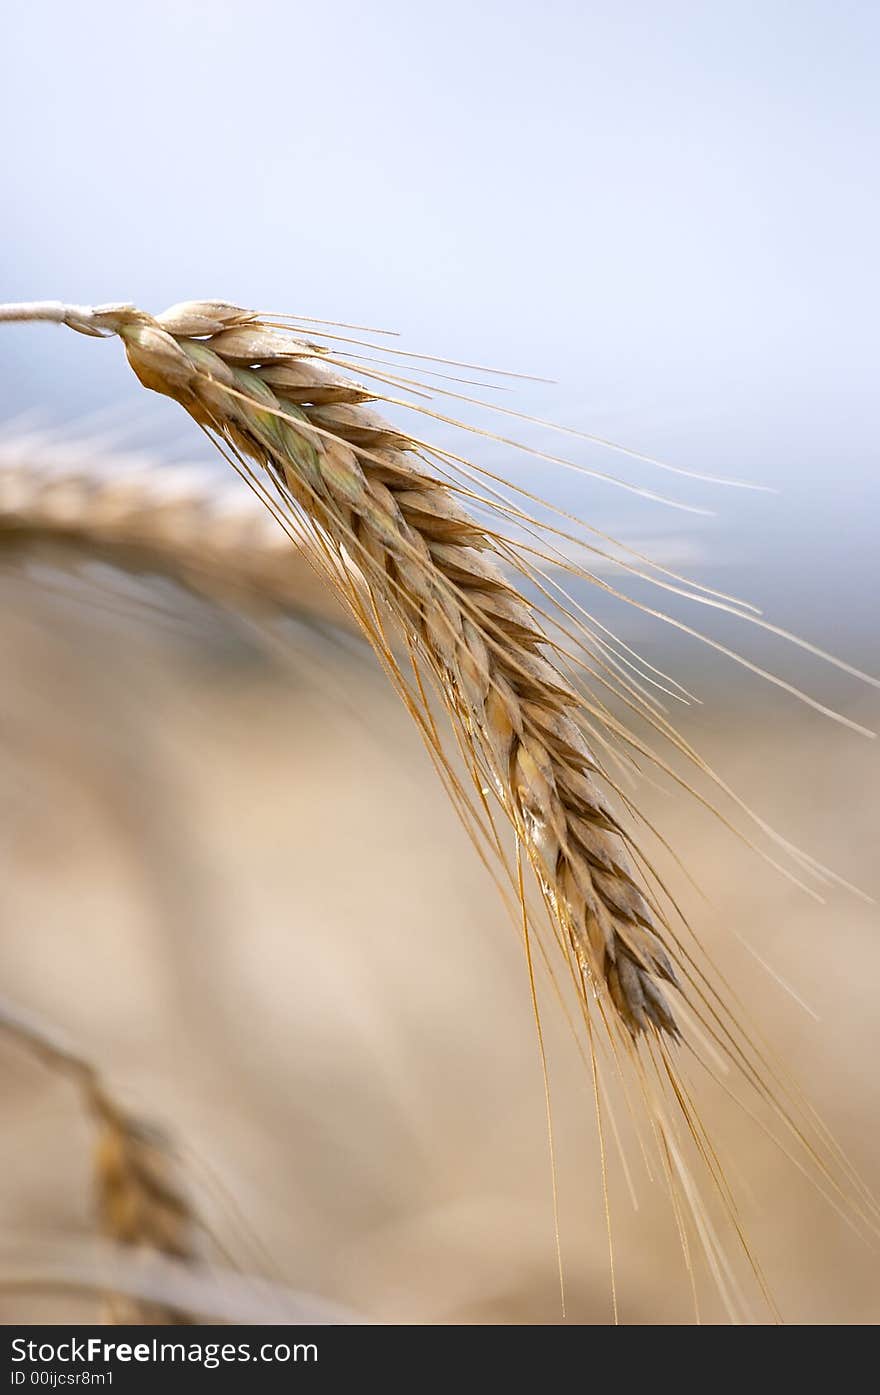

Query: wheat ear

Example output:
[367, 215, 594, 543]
[30, 301, 678, 1033]
[0, 996, 197, 1323]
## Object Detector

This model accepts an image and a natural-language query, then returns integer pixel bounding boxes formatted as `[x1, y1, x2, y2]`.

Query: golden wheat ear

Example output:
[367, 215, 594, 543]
[3, 298, 877, 1321]
[1, 299, 694, 1036]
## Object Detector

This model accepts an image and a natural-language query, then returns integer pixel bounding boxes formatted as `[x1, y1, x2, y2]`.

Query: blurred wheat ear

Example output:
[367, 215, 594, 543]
[1, 297, 877, 1322]
[0, 995, 197, 1324]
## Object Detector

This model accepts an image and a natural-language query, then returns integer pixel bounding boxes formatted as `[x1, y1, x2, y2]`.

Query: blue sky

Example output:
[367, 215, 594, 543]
[2, 1, 878, 643]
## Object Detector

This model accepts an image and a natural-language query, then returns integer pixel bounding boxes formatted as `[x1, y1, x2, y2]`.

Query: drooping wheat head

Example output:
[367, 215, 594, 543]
[2, 297, 878, 1318]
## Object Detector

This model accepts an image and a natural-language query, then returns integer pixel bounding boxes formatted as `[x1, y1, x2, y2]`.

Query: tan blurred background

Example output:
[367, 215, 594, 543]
[0, 540, 876, 1325]
[3, 0, 879, 1331]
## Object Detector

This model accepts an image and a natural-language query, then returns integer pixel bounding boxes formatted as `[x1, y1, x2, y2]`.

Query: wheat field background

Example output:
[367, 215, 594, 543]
[0, 549, 876, 1324]
[2, 0, 879, 1333]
